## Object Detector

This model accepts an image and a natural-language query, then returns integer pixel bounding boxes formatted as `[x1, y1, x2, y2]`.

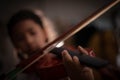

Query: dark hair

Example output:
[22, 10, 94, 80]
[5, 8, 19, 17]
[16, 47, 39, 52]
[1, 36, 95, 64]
[7, 10, 43, 37]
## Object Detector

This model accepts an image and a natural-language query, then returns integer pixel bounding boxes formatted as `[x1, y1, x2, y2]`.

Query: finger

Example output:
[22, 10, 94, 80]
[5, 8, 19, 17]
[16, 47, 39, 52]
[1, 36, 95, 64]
[73, 56, 84, 68]
[62, 50, 73, 62]
[78, 46, 89, 55]
[73, 56, 85, 71]
[73, 57, 93, 75]
[73, 56, 80, 66]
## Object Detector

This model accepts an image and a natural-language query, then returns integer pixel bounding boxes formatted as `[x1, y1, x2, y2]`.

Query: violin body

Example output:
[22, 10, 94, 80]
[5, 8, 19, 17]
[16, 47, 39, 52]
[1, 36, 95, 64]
[17, 50, 68, 80]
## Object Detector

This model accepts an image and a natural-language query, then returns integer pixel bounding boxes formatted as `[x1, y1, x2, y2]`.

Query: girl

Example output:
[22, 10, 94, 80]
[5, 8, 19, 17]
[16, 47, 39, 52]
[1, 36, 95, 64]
[7, 9, 94, 80]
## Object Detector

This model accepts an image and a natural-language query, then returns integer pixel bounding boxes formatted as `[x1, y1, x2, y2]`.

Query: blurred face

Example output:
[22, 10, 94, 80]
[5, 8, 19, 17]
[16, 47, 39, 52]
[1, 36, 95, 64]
[12, 19, 47, 55]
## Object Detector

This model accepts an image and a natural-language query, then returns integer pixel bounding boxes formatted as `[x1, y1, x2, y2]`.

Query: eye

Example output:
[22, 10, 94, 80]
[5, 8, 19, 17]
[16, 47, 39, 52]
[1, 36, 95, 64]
[30, 31, 37, 35]
[28, 27, 37, 36]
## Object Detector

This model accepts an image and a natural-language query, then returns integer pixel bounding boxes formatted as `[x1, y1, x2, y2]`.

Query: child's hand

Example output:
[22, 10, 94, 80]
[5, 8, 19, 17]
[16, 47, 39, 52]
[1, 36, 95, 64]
[62, 46, 94, 80]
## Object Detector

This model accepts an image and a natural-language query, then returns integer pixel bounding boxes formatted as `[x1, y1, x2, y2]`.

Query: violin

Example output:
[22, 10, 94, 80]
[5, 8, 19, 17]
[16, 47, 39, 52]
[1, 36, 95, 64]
[0, 0, 120, 80]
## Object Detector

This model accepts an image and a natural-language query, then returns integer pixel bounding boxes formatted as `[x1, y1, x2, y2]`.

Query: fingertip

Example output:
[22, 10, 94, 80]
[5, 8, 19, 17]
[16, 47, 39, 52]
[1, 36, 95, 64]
[73, 56, 81, 66]
[78, 46, 88, 55]
[62, 50, 68, 56]
[62, 50, 69, 60]
[78, 46, 84, 51]
[78, 46, 83, 52]
[78, 46, 82, 49]
[62, 50, 73, 62]
[73, 56, 79, 62]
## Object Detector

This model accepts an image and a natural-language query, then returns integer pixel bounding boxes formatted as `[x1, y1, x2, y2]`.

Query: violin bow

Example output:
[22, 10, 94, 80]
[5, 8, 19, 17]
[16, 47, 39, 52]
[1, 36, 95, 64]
[5, 0, 120, 80]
